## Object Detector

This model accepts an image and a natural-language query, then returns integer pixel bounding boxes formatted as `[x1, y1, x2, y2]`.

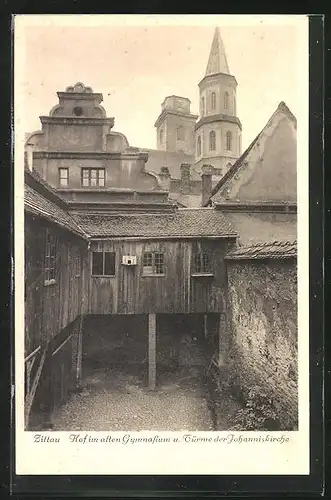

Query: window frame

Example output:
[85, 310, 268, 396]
[197, 136, 202, 156]
[91, 251, 116, 277]
[224, 91, 229, 110]
[226, 131, 232, 151]
[211, 92, 216, 110]
[192, 252, 213, 276]
[59, 168, 69, 187]
[209, 130, 216, 151]
[142, 251, 165, 276]
[81, 168, 106, 188]
[176, 126, 185, 141]
[201, 96, 205, 115]
[44, 229, 57, 285]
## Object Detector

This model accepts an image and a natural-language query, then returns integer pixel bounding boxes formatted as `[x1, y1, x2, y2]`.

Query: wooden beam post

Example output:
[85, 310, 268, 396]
[148, 313, 156, 390]
[203, 313, 208, 339]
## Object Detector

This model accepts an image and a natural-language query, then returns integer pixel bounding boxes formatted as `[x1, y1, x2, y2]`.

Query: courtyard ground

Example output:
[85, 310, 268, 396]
[50, 364, 240, 431]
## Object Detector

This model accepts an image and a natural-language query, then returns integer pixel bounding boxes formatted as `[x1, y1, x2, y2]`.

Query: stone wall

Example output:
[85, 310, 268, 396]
[226, 258, 298, 430]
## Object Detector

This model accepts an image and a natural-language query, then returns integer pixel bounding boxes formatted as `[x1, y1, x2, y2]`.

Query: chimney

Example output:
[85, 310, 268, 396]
[180, 163, 191, 194]
[159, 166, 171, 191]
[25, 144, 34, 172]
[201, 164, 213, 206]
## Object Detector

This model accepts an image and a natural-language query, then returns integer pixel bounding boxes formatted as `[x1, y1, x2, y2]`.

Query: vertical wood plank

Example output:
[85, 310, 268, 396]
[148, 313, 156, 390]
[218, 312, 227, 367]
[204, 313, 208, 339]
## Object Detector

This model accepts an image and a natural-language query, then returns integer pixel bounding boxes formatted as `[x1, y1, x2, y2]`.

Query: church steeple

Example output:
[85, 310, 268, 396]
[195, 27, 242, 177]
[205, 27, 230, 76]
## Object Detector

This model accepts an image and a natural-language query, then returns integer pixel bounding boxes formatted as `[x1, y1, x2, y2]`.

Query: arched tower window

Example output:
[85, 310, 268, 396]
[177, 126, 185, 141]
[209, 131, 216, 151]
[160, 129, 164, 144]
[211, 92, 216, 110]
[226, 131, 232, 151]
[201, 97, 205, 116]
[197, 136, 201, 156]
[224, 92, 229, 110]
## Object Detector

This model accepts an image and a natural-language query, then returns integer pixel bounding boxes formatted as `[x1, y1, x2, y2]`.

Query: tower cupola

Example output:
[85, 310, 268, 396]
[195, 28, 242, 177]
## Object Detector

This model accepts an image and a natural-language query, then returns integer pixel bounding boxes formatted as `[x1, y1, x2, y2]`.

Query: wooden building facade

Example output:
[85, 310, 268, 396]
[71, 210, 237, 315]
[24, 165, 238, 422]
[24, 169, 89, 428]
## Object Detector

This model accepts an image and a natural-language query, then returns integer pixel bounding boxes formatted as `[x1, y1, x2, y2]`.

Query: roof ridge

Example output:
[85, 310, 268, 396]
[237, 239, 297, 249]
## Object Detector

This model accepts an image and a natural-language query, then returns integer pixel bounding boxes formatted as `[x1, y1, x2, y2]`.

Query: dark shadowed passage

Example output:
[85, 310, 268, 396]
[48, 314, 239, 431]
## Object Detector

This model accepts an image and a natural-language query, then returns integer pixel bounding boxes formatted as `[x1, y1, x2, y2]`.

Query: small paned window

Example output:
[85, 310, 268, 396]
[81, 168, 105, 187]
[193, 253, 212, 274]
[45, 229, 56, 283]
[142, 252, 164, 275]
[226, 131, 232, 151]
[92, 251, 115, 276]
[59, 168, 69, 187]
[209, 131, 216, 151]
[211, 92, 216, 110]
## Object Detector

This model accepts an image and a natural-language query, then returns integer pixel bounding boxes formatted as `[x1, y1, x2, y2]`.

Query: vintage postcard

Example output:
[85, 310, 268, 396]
[14, 14, 309, 476]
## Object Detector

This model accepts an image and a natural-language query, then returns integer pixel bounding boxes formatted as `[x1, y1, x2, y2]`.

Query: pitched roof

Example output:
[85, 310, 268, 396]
[206, 131, 261, 205]
[208, 101, 297, 206]
[25, 185, 88, 239]
[225, 240, 297, 260]
[205, 27, 230, 76]
[25, 168, 67, 205]
[72, 208, 237, 239]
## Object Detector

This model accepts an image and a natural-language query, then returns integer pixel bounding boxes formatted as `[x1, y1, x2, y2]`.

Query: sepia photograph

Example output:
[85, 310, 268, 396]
[15, 14, 310, 476]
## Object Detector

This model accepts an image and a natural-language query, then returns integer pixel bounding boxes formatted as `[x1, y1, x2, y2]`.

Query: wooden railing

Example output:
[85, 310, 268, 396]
[24, 346, 48, 428]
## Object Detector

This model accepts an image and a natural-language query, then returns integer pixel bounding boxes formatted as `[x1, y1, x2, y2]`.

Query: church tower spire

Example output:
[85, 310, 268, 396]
[195, 27, 242, 178]
[205, 27, 230, 76]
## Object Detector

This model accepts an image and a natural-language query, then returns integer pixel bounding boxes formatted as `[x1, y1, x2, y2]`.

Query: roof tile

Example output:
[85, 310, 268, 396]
[225, 240, 297, 260]
[72, 209, 237, 238]
[25, 185, 87, 238]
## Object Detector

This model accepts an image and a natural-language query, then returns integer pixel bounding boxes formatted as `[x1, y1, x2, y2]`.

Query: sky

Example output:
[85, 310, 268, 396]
[16, 15, 307, 151]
